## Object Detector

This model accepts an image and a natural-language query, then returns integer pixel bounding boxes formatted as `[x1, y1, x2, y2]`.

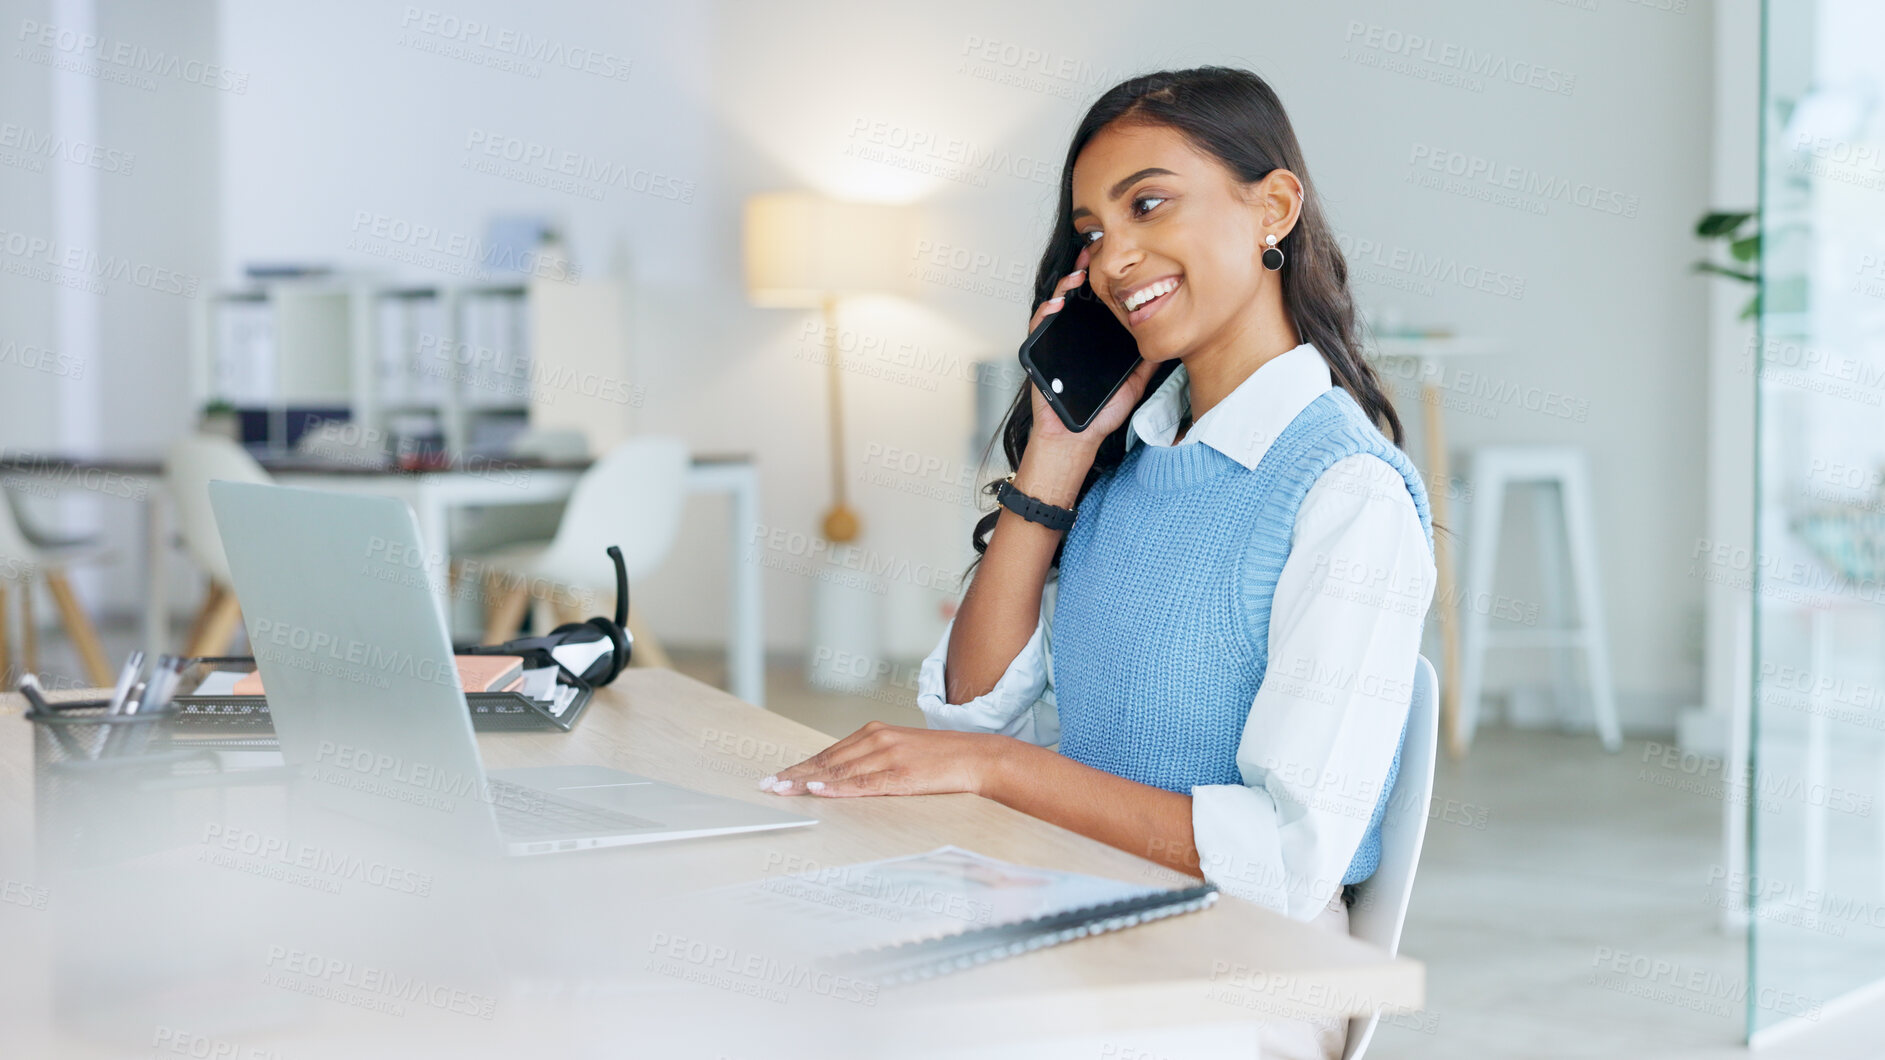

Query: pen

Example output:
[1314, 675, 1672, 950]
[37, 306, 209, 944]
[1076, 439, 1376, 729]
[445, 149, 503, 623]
[106, 650, 145, 715]
[136, 655, 185, 715]
[16, 673, 54, 715]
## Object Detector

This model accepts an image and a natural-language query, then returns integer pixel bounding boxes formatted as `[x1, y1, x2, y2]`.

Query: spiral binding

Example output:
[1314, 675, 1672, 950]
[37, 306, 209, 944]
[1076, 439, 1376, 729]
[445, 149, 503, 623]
[835, 883, 1220, 986]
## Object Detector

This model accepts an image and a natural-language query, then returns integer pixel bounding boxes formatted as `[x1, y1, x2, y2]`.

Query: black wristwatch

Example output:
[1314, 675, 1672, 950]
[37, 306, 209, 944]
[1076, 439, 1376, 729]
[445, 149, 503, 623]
[995, 474, 1077, 532]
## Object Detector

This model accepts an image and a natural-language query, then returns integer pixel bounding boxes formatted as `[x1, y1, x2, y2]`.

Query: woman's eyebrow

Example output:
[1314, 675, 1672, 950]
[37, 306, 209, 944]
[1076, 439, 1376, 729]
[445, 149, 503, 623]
[1070, 166, 1178, 221]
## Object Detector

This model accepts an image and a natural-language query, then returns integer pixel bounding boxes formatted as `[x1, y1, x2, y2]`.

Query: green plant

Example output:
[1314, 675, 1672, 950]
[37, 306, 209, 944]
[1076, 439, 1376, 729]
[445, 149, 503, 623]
[1691, 210, 1760, 319]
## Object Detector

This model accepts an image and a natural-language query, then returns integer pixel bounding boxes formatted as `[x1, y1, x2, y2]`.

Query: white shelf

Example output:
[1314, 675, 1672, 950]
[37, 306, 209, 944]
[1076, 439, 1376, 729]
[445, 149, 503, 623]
[191, 278, 532, 454]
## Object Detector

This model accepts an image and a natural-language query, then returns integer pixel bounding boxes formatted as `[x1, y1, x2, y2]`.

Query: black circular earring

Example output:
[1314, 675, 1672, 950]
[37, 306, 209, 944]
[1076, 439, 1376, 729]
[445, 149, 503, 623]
[1261, 233, 1285, 271]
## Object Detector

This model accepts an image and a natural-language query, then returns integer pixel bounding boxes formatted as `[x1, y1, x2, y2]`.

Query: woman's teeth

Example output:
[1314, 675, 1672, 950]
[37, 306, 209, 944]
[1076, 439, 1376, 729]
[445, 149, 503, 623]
[1124, 278, 1179, 312]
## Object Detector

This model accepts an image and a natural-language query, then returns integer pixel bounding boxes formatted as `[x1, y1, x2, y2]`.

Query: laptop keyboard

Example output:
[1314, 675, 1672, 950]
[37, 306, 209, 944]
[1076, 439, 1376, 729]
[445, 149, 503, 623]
[487, 779, 666, 839]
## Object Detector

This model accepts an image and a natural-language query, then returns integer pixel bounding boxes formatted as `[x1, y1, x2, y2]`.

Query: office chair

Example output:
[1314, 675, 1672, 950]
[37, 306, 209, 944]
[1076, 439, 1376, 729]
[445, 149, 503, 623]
[1342, 653, 1440, 1060]
[469, 436, 688, 668]
[163, 434, 275, 656]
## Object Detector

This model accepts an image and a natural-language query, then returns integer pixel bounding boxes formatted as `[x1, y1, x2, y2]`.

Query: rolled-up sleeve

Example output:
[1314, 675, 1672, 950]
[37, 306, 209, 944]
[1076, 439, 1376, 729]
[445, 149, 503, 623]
[916, 581, 1060, 749]
[1191, 454, 1435, 921]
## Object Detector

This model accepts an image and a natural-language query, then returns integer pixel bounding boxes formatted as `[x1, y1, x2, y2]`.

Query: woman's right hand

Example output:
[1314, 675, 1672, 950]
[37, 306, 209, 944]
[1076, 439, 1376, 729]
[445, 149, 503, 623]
[1024, 245, 1161, 456]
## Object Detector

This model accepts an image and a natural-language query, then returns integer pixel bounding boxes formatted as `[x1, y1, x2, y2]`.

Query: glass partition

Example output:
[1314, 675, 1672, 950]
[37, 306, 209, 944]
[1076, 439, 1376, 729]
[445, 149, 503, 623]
[1750, 0, 1885, 1041]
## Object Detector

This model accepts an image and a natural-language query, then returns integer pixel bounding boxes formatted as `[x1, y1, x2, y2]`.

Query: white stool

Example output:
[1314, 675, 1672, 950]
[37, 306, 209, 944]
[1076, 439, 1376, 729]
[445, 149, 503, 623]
[1456, 445, 1621, 752]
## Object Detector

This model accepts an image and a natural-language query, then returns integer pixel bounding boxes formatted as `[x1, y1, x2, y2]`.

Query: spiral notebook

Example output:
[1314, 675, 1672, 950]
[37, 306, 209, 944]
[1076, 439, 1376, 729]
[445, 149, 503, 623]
[704, 845, 1218, 986]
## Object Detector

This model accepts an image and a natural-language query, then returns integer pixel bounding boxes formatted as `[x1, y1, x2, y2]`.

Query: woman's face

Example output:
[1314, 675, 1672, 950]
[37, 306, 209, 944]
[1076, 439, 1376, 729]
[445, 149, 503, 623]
[1069, 121, 1279, 363]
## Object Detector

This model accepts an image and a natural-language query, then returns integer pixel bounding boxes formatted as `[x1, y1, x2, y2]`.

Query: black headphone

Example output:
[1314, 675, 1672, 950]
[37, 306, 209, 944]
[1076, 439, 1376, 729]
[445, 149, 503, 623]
[459, 546, 633, 687]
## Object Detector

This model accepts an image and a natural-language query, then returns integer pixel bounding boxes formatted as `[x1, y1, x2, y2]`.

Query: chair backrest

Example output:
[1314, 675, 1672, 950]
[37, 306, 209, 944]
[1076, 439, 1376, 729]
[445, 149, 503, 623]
[163, 435, 275, 585]
[1342, 653, 1439, 1060]
[530, 436, 689, 593]
[0, 486, 43, 575]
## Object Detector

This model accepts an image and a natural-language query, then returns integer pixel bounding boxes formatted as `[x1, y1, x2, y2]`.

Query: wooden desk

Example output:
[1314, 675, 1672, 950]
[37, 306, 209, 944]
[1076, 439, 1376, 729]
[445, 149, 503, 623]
[0, 671, 1421, 1058]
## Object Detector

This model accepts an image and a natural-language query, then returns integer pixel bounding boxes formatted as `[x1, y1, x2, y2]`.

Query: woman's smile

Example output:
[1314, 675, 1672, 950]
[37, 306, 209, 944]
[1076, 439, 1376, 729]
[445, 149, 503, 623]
[1123, 274, 1183, 327]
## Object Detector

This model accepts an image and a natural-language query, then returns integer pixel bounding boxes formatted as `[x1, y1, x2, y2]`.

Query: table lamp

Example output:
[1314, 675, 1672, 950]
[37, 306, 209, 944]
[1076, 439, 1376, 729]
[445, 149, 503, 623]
[743, 192, 916, 544]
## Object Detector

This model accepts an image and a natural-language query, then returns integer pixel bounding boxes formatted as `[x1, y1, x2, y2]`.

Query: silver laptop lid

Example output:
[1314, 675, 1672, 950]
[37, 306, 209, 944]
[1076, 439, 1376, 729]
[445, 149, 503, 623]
[208, 479, 504, 855]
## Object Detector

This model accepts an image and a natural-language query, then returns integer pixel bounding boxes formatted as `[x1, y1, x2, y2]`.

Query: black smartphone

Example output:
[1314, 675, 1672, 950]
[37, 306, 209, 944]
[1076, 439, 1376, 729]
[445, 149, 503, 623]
[1017, 276, 1142, 433]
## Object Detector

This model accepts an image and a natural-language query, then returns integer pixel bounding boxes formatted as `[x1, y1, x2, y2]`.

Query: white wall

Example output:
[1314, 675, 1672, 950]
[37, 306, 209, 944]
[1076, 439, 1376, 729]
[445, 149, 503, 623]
[3, 0, 1718, 726]
[0, 0, 220, 628]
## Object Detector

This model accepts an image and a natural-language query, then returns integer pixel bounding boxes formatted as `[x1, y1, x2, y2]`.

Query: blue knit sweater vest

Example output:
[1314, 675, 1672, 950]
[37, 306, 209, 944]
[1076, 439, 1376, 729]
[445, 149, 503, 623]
[1052, 386, 1434, 885]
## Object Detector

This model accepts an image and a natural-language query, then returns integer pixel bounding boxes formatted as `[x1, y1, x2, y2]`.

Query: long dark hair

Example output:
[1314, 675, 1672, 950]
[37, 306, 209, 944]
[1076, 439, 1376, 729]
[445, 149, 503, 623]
[969, 66, 1406, 570]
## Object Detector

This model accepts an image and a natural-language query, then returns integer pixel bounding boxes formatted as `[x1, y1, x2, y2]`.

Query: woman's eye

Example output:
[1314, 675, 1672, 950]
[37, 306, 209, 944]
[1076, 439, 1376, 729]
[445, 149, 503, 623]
[1076, 197, 1166, 242]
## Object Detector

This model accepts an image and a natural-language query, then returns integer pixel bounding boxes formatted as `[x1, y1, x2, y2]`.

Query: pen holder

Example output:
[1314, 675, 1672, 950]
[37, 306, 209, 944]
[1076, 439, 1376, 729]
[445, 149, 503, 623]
[24, 697, 220, 871]
[25, 696, 179, 766]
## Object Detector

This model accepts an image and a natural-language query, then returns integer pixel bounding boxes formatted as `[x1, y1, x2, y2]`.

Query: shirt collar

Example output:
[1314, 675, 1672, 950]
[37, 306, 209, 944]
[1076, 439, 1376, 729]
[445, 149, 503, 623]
[1126, 342, 1334, 470]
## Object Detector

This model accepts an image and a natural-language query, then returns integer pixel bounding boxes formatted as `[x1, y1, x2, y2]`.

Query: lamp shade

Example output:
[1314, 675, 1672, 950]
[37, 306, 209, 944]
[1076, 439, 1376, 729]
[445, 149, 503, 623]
[743, 192, 917, 307]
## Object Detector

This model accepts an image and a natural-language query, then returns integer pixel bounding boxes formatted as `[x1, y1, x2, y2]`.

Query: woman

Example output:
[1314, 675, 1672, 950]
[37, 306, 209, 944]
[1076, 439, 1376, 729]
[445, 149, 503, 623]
[761, 67, 1435, 1059]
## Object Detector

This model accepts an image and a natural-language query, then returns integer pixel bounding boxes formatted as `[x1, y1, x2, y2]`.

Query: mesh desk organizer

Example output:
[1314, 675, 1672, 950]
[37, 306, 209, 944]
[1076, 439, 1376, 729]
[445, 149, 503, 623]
[162, 656, 595, 737]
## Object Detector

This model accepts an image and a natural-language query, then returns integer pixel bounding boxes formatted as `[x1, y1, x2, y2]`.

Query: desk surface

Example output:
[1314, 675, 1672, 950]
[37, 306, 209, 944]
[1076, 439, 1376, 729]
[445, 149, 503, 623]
[0, 670, 1420, 1058]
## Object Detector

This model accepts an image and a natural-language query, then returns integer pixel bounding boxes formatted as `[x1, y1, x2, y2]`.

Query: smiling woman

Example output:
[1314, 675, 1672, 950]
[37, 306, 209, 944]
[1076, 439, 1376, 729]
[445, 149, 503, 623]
[763, 67, 1433, 1060]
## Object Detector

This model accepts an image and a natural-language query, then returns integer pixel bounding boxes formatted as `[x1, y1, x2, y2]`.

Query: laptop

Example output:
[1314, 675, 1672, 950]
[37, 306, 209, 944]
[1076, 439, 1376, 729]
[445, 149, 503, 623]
[207, 479, 816, 856]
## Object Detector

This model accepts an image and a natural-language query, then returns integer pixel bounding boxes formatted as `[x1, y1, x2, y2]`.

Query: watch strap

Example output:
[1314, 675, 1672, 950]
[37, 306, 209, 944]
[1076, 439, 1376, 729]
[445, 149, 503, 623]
[996, 476, 1077, 532]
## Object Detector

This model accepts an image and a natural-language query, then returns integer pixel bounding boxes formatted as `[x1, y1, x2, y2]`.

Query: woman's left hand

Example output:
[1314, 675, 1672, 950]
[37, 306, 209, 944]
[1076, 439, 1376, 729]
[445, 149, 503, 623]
[759, 721, 1008, 798]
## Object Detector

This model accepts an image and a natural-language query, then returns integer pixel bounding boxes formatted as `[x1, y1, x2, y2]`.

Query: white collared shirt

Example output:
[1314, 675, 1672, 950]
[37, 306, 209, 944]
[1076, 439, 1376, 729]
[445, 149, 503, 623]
[917, 342, 1435, 922]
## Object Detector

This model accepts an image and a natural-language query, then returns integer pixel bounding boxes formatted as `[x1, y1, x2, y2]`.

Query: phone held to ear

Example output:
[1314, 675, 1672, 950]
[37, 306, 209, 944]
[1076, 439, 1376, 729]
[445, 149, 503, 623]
[1017, 272, 1143, 433]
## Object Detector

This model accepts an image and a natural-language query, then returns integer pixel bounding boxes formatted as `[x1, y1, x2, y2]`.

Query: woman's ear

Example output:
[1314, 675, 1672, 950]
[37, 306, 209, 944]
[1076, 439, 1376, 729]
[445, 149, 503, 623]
[1256, 168, 1305, 239]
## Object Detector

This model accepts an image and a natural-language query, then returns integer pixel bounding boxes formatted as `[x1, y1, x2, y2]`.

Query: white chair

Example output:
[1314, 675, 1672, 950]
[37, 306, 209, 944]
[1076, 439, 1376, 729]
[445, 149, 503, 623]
[1343, 653, 1440, 1060]
[0, 490, 116, 687]
[163, 435, 275, 656]
[445, 428, 588, 559]
[3, 488, 102, 551]
[469, 436, 688, 668]
[1455, 445, 1621, 752]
